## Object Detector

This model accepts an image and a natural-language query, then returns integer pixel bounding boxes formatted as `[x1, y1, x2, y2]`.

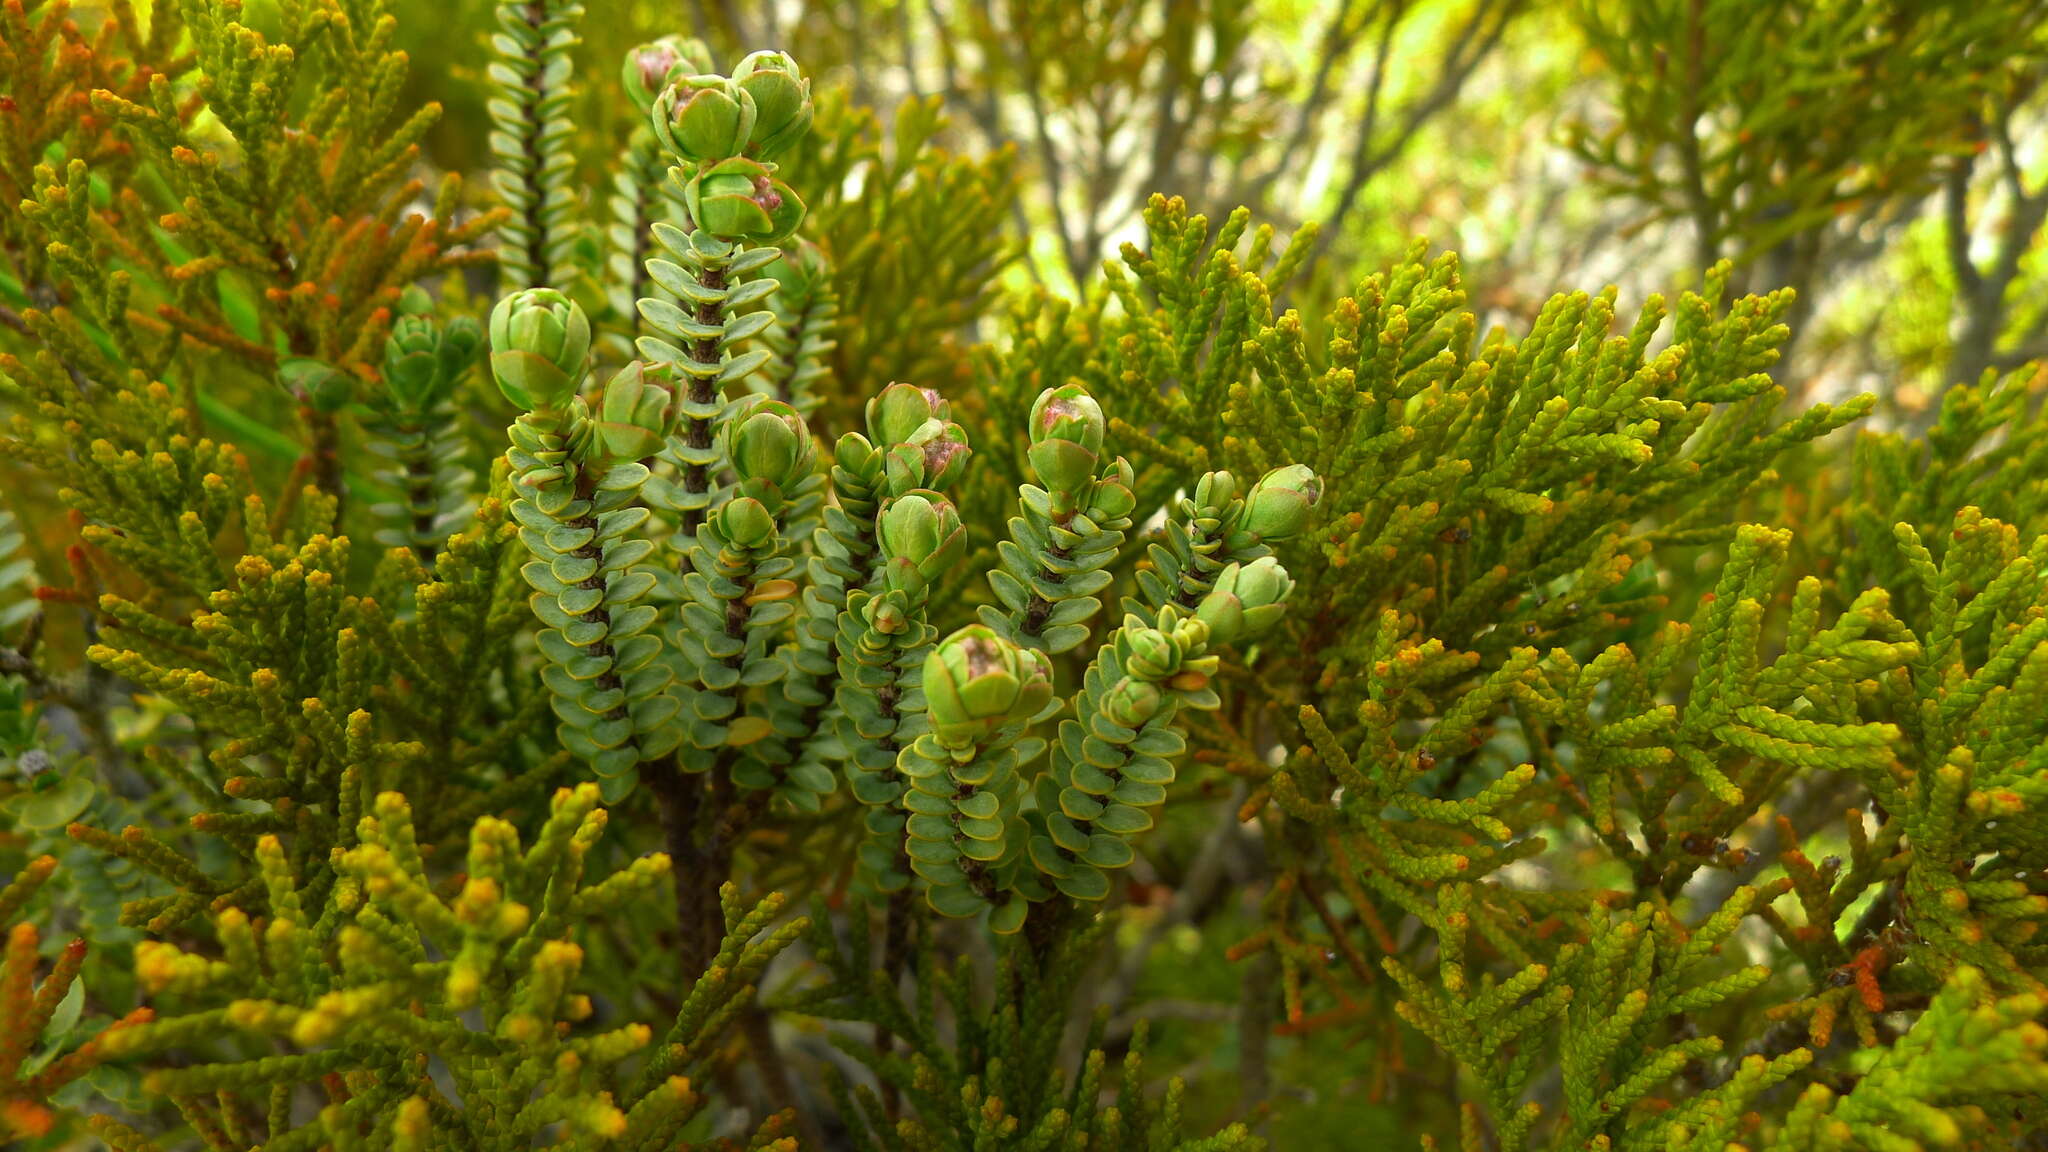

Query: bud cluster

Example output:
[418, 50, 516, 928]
[649, 50, 813, 242]
[1134, 465, 1322, 623]
[382, 287, 484, 414]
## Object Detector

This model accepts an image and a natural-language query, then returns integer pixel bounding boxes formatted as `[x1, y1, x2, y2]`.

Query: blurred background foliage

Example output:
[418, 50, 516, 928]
[380, 0, 2048, 422]
[5, 0, 2048, 1146]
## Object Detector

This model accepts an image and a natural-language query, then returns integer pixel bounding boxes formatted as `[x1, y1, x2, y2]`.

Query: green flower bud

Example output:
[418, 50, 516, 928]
[883, 419, 971, 494]
[866, 593, 908, 635]
[396, 284, 435, 317]
[489, 288, 589, 411]
[714, 495, 777, 550]
[440, 315, 483, 373]
[282, 357, 353, 413]
[1101, 677, 1164, 727]
[730, 50, 812, 160]
[867, 381, 948, 446]
[879, 490, 965, 592]
[1027, 383, 1105, 498]
[723, 397, 814, 500]
[1242, 464, 1321, 541]
[622, 36, 710, 112]
[683, 156, 806, 242]
[382, 314, 443, 407]
[1124, 629, 1181, 681]
[382, 310, 477, 413]
[834, 431, 876, 475]
[924, 625, 1054, 748]
[1090, 459, 1137, 520]
[1195, 558, 1295, 646]
[1192, 470, 1239, 513]
[653, 74, 755, 166]
[1167, 614, 1213, 660]
[593, 360, 675, 460]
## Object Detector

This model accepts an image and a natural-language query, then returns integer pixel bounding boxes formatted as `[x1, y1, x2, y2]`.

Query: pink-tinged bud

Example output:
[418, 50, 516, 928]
[683, 157, 806, 242]
[924, 625, 1054, 748]
[622, 37, 710, 111]
[1027, 383, 1105, 500]
[868, 381, 943, 445]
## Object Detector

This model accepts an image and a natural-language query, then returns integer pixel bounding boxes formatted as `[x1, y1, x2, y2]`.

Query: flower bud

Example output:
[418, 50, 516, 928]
[1124, 629, 1181, 681]
[622, 36, 711, 112]
[1101, 676, 1164, 727]
[381, 311, 478, 412]
[281, 357, 353, 413]
[714, 496, 778, 550]
[834, 431, 876, 475]
[879, 490, 965, 591]
[867, 381, 947, 446]
[653, 74, 755, 166]
[766, 238, 829, 298]
[396, 284, 435, 317]
[489, 288, 590, 411]
[1242, 464, 1321, 541]
[923, 625, 1054, 748]
[884, 419, 971, 495]
[439, 315, 483, 376]
[730, 50, 812, 160]
[593, 360, 674, 460]
[382, 314, 443, 407]
[1195, 557, 1295, 646]
[723, 397, 814, 499]
[683, 156, 806, 242]
[867, 593, 907, 635]
[1027, 383, 1105, 499]
[1089, 459, 1137, 520]
[1192, 470, 1239, 513]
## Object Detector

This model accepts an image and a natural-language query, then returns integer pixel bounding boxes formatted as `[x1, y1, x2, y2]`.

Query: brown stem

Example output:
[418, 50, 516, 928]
[298, 402, 345, 524]
[1020, 543, 1072, 638]
[740, 1002, 826, 1148]
[401, 419, 440, 565]
[681, 260, 728, 538]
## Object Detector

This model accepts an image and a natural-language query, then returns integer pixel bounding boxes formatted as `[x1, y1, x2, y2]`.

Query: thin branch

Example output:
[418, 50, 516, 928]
[1144, 0, 1195, 201]
[1311, 0, 1517, 271]
[1984, 100, 2048, 300]
[1676, 0, 1721, 273]
[974, 0, 1087, 284]
[1238, 0, 1365, 209]
[931, 0, 1048, 286]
